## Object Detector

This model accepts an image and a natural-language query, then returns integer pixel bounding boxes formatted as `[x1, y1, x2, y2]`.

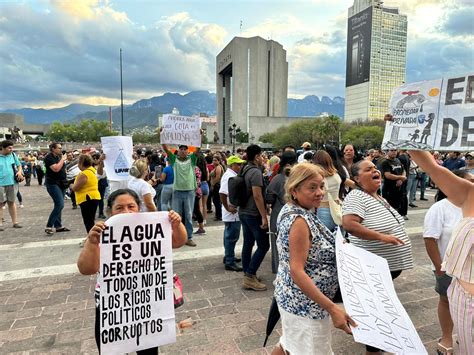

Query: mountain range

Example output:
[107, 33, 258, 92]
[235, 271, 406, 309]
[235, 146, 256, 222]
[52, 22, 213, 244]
[3, 91, 345, 129]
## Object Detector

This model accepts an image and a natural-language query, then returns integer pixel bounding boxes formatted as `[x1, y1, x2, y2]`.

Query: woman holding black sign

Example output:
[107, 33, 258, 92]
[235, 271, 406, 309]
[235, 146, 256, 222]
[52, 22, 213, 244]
[77, 189, 187, 354]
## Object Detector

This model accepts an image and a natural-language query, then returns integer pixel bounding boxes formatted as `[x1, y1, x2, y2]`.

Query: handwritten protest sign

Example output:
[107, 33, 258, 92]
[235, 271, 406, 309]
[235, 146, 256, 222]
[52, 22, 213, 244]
[160, 114, 202, 147]
[101, 136, 133, 181]
[336, 230, 427, 354]
[99, 212, 175, 354]
[382, 73, 473, 151]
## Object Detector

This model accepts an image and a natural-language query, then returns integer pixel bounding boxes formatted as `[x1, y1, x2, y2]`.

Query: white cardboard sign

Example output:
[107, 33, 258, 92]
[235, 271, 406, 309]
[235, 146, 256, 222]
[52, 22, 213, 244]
[336, 230, 427, 354]
[99, 212, 176, 354]
[101, 136, 133, 181]
[160, 114, 202, 147]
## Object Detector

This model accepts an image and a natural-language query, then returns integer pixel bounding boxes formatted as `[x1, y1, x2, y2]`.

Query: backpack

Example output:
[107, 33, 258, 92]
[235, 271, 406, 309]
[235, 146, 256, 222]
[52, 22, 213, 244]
[228, 165, 259, 208]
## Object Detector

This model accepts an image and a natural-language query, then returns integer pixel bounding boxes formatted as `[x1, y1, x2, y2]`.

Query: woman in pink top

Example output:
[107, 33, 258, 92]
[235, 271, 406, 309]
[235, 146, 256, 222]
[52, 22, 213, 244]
[385, 114, 474, 354]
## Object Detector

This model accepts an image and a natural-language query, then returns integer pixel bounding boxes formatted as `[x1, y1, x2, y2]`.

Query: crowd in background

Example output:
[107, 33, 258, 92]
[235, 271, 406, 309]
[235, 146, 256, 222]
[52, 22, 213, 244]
[2, 138, 473, 354]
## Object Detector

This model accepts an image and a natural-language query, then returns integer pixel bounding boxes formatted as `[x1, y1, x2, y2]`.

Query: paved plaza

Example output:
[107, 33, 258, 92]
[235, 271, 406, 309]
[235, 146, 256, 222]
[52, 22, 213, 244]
[1, 182, 443, 354]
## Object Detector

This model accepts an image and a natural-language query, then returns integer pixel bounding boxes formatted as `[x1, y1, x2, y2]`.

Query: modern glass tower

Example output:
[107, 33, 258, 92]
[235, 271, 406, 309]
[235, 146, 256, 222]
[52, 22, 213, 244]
[344, 0, 407, 122]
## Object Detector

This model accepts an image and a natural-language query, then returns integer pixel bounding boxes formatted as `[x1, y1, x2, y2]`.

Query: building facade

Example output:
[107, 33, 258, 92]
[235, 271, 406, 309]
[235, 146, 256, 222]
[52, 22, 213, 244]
[344, 0, 407, 122]
[216, 36, 288, 143]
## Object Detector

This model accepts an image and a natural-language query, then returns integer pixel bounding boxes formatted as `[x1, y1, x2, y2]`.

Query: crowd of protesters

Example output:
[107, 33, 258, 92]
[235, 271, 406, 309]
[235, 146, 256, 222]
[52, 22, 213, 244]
[2, 134, 473, 354]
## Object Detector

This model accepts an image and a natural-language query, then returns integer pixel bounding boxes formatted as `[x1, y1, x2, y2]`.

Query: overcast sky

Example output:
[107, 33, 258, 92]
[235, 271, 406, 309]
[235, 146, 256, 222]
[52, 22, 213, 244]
[0, 0, 472, 109]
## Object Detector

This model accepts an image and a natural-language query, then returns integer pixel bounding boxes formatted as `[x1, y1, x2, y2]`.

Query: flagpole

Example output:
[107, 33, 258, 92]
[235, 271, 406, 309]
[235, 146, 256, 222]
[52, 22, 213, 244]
[120, 48, 124, 135]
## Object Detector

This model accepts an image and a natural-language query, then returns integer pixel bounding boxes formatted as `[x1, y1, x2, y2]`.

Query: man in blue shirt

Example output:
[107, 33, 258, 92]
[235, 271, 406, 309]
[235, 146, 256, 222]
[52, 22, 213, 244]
[443, 152, 466, 171]
[0, 140, 24, 230]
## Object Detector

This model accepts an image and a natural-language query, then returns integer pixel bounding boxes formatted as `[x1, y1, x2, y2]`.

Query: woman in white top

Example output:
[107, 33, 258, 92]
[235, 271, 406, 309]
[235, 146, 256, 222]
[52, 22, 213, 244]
[423, 169, 473, 354]
[312, 150, 342, 232]
[127, 158, 157, 212]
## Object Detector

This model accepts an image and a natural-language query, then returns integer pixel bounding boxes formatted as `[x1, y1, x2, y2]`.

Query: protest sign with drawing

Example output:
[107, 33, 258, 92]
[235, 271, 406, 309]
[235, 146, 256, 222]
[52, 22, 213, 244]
[382, 73, 474, 151]
[99, 212, 176, 354]
[336, 230, 427, 354]
[101, 136, 133, 181]
[160, 114, 202, 147]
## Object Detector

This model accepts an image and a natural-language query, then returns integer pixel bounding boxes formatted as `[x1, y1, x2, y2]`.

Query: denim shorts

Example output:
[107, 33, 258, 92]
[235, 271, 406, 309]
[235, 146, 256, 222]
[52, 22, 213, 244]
[201, 181, 209, 196]
[435, 272, 453, 297]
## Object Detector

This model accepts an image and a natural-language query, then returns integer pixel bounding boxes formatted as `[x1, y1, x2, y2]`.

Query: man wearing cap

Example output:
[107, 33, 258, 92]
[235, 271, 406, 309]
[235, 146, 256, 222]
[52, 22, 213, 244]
[219, 155, 245, 271]
[462, 152, 474, 174]
[297, 142, 312, 163]
[162, 143, 198, 247]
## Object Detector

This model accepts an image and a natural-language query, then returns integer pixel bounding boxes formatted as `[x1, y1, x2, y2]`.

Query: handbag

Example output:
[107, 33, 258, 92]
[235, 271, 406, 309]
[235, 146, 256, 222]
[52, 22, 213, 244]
[173, 274, 184, 309]
[11, 163, 23, 183]
[328, 193, 343, 226]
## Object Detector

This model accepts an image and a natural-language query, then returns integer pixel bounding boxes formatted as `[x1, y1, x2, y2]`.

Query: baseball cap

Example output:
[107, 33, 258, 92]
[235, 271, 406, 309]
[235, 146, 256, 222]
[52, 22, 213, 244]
[466, 152, 474, 158]
[227, 155, 246, 165]
[178, 144, 188, 150]
[301, 142, 311, 149]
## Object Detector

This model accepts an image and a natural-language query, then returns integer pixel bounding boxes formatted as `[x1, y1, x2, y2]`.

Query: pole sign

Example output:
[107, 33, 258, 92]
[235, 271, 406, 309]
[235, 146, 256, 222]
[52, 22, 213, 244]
[382, 73, 474, 151]
[160, 114, 202, 147]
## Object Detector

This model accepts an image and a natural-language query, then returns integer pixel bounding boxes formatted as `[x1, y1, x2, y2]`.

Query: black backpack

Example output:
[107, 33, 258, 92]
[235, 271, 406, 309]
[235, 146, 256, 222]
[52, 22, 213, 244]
[228, 165, 258, 208]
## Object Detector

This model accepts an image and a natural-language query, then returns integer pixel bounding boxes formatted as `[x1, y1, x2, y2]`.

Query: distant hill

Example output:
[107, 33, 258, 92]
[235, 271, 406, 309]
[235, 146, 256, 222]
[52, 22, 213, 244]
[3, 103, 112, 124]
[288, 95, 345, 117]
[2, 91, 345, 129]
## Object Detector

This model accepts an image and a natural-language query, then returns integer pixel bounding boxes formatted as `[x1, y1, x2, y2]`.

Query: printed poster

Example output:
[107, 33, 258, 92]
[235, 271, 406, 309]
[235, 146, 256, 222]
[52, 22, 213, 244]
[382, 73, 473, 151]
[336, 230, 427, 354]
[101, 136, 133, 181]
[99, 212, 176, 354]
[160, 114, 202, 147]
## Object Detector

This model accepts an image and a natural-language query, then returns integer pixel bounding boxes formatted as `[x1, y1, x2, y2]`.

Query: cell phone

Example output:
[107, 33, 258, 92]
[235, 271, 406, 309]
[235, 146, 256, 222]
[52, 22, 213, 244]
[155, 165, 163, 176]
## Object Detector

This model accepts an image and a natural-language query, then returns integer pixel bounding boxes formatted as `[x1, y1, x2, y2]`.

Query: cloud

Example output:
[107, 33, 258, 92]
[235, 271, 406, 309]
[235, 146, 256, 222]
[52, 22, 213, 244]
[0, 3, 226, 109]
[438, 4, 474, 37]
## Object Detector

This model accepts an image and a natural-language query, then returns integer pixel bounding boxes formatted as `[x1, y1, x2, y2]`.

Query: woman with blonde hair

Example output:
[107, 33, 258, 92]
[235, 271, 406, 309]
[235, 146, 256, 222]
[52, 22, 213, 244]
[312, 150, 342, 232]
[127, 158, 157, 212]
[273, 163, 355, 355]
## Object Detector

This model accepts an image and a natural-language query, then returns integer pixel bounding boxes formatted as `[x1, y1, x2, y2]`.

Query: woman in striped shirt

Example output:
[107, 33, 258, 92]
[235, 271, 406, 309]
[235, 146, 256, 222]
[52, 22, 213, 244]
[342, 159, 414, 355]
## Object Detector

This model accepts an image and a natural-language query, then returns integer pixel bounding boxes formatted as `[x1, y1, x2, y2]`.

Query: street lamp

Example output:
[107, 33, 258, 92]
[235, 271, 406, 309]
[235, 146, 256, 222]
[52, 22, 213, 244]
[228, 123, 241, 153]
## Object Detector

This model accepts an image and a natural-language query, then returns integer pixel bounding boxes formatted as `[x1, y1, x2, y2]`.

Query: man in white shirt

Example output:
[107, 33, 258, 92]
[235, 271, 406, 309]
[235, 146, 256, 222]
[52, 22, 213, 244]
[219, 155, 245, 271]
[297, 142, 312, 163]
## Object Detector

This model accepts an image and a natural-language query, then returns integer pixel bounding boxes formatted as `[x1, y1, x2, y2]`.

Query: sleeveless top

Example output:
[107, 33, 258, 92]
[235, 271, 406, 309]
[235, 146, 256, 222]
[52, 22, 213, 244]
[74, 167, 100, 204]
[442, 217, 474, 283]
[274, 204, 338, 320]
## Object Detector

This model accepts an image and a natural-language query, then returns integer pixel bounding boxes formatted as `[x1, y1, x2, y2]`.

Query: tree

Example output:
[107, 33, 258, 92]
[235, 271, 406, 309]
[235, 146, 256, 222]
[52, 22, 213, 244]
[341, 125, 384, 150]
[261, 115, 343, 149]
[47, 120, 118, 142]
[259, 132, 276, 143]
[236, 131, 249, 143]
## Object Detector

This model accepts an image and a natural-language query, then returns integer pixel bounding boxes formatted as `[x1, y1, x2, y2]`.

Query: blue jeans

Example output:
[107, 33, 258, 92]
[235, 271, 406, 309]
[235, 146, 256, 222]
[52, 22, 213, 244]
[172, 190, 195, 240]
[46, 183, 65, 228]
[240, 214, 270, 276]
[317, 207, 336, 232]
[160, 184, 173, 212]
[224, 221, 241, 265]
[406, 173, 418, 203]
